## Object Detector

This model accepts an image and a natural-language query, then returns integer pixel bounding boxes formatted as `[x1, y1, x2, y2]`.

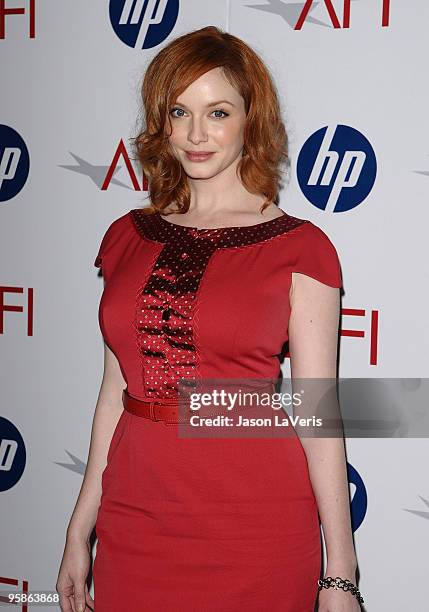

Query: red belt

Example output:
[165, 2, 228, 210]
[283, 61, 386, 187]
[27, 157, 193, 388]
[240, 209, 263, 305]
[122, 388, 190, 423]
[122, 386, 277, 424]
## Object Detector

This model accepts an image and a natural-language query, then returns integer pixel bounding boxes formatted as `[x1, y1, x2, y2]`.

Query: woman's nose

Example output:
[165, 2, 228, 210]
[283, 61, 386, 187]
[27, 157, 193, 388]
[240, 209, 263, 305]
[188, 118, 208, 144]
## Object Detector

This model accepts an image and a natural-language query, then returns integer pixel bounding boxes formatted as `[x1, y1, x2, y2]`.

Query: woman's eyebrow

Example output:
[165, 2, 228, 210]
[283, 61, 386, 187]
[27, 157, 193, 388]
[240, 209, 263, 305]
[174, 99, 236, 108]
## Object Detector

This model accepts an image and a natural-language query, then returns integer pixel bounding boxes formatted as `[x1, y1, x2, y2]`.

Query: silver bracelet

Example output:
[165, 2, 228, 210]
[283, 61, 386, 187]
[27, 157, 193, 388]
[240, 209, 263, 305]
[318, 576, 364, 604]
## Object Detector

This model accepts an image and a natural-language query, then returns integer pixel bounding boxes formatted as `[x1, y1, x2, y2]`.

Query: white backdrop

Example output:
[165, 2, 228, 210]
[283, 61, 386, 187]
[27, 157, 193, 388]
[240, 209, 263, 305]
[1, 1, 428, 610]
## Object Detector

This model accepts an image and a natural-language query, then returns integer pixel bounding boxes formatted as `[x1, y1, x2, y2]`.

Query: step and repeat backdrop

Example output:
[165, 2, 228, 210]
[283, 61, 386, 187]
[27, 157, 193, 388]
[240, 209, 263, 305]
[1, 1, 428, 610]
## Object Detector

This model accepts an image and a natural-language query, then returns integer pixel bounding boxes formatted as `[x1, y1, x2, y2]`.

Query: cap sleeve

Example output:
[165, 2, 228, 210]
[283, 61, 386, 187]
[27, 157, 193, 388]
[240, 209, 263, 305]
[94, 230, 110, 270]
[94, 221, 115, 282]
[291, 222, 343, 289]
[94, 212, 132, 283]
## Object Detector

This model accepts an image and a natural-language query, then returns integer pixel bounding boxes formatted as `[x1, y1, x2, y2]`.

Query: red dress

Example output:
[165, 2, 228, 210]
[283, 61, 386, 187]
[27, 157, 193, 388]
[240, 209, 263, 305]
[92, 207, 343, 611]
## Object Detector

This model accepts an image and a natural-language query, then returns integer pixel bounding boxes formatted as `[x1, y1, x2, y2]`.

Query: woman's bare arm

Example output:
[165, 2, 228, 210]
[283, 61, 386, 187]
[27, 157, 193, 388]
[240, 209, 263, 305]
[288, 271, 357, 576]
[66, 343, 126, 544]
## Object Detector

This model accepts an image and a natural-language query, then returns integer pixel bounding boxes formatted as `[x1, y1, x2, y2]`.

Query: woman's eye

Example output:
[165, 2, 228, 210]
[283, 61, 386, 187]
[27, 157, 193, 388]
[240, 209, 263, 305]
[212, 109, 228, 119]
[170, 107, 186, 118]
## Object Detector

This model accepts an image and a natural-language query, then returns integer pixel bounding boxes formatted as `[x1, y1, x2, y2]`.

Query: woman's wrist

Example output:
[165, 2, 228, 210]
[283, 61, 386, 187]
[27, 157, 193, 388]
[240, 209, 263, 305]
[325, 557, 357, 582]
[66, 524, 93, 545]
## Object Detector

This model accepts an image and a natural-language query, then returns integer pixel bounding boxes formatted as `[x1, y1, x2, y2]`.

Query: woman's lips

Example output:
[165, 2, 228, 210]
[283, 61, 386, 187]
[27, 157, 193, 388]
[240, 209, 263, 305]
[185, 151, 215, 162]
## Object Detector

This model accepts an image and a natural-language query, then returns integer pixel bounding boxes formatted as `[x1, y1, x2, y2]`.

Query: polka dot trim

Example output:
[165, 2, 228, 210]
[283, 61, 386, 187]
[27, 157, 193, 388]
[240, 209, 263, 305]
[131, 207, 308, 249]
[130, 207, 308, 399]
[133, 236, 219, 398]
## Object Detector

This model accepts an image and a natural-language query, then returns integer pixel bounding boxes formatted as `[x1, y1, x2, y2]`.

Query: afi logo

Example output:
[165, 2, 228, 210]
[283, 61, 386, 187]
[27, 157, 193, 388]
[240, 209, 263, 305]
[110, 0, 179, 50]
[59, 139, 148, 192]
[0, 417, 26, 492]
[286, 306, 380, 365]
[342, 307, 379, 366]
[297, 125, 377, 213]
[0, 125, 30, 203]
[248, 0, 391, 29]
[295, 0, 391, 29]
[0, 0, 36, 39]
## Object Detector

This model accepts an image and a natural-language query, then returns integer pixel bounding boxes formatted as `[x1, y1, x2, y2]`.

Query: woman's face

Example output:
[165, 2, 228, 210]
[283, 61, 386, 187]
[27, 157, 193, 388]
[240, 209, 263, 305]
[166, 67, 247, 180]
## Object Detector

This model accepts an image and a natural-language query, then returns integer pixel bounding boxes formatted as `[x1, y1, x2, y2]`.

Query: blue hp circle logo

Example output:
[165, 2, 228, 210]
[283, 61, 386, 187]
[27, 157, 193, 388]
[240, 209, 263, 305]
[110, 0, 179, 49]
[297, 125, 377, 212]
[0, 417, 26, 492]
[347, 462, 367, 532]
[0, 124, 30, 203]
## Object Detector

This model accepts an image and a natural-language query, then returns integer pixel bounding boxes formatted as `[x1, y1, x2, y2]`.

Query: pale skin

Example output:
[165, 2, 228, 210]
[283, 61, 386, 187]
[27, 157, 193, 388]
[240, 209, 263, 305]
[56, 66, 360, 611]
[56, 343, 126, 612]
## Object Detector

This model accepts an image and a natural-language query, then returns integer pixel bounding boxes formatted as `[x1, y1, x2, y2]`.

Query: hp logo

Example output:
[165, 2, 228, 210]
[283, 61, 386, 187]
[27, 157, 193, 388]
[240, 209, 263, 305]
[347, 462, 367, 532]
[0, 124, 30, 203]
[0, 417, 26, 492]
[297, 125, 377, 213]
[110, 0, 179, 50]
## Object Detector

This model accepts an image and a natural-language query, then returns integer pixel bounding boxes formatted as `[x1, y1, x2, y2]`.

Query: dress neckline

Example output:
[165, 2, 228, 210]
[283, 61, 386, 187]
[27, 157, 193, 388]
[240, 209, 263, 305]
[130, 207, 309, 249]
[156, 208, 287, 232]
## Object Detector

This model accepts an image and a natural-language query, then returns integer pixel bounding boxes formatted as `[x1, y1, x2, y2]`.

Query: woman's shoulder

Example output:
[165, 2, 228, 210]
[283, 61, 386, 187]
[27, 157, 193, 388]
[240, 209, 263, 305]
[100, 208, 136, 236]
[287, 213, 335, 249]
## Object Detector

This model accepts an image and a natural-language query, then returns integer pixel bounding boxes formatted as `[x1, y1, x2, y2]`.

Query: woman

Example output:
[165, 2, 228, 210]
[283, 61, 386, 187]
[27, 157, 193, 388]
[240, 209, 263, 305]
[56, 26, 363, 611]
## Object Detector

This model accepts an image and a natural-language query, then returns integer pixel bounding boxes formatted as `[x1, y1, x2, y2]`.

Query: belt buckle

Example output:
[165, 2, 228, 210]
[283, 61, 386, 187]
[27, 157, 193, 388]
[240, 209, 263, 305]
[149, 402, 160, 422]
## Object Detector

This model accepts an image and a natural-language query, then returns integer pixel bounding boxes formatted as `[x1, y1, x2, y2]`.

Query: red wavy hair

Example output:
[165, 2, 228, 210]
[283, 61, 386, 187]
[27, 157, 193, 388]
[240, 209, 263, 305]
[130, 25, 289, 216]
